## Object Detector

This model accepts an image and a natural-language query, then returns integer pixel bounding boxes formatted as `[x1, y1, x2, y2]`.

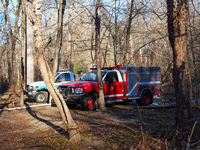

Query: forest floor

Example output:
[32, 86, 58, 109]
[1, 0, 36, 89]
[0, 84, 200, 150]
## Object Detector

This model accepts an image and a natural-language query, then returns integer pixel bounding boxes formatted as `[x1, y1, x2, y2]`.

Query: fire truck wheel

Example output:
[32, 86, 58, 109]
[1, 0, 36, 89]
[83, 97, 97, 111]
[35, 91, 48, 103]
[139, 90, 153, 105]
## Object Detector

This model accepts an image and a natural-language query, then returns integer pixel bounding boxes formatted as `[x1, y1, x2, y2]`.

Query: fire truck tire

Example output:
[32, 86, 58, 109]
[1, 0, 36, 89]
[35, 91, 48, 103]
[83, 96, 97, 111]
[138, 90, 153, 105]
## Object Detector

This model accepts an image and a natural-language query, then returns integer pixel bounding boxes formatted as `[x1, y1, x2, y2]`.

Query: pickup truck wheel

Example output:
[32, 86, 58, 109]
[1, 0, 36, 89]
[138, 90, 153, 105]
[83, 97, 96, 111]
[35, 91, 48, 103]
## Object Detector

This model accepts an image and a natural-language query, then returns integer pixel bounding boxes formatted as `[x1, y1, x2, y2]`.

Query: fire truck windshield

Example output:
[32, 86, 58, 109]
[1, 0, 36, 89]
[81, 71, 107, 81]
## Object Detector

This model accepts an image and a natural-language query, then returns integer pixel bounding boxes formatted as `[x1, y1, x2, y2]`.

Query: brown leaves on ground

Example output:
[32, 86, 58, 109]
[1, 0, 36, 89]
[0, 100, 200, 149]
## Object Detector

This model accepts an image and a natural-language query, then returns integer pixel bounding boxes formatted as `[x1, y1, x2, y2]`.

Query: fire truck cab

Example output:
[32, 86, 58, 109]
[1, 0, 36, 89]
[59, 65, 161, 110]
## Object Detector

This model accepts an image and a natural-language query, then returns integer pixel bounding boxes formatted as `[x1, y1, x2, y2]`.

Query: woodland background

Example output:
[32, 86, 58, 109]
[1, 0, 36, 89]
[0, 0, 200, 99]
[0, 0, 200, 148]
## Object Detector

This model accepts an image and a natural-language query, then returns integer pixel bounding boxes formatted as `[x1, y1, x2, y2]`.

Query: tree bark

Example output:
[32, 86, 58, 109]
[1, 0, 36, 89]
[3, 0, 11, 90]
[20, 0, 26, 106]
[95, 0, 105, 111]
[167, 0, 191, 130]
[33, 0, 81, 141]
[26, 0, 34, 85]
[50, 0, 65, 103]
[123, 0, 134, 66]
[2, 0, 21, 89]
[68, 0, 76, 72]
[52, 0, 66, 78]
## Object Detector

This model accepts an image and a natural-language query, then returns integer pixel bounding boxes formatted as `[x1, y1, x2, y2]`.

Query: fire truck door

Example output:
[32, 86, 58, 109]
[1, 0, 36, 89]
[103, 72, 124, 100]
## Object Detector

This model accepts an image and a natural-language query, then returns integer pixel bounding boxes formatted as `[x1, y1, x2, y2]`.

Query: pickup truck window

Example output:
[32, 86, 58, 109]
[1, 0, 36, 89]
[104, 72, 118, 82]
[56, 72, 60, 77]
[81, 71, 107, 81]
[56, 73, 71, 82]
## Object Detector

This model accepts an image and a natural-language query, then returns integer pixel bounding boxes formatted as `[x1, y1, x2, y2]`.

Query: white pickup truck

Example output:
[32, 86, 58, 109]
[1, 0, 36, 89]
[24, 70, 74, 103]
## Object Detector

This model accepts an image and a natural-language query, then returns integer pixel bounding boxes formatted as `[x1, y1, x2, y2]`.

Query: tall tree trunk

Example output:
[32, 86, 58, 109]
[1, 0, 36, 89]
[48, 0, 58, 103]
[167, 0, 191, 130]
[50, 0, 65, 103]
[95, 0, 105, 111]
[2, 0, 21, 89]
[33, 0, 81, 141]
[68, 0, 76, 72]
[188, 8, 198, 104]
[26, 0, 34, 85]
[114, 0, 118, 66]
[3, 0, 11, 90]
[123, 0, 134, 66]
[52, 0, 66, 78]
[20, 0, 26, 106]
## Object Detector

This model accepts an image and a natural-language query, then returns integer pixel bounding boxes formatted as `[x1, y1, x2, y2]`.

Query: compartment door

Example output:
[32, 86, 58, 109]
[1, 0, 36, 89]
[128, 74, 138, 98]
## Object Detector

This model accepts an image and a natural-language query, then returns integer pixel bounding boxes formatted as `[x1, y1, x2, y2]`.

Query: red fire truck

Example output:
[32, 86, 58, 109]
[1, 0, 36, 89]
[59, 65, 161, 110]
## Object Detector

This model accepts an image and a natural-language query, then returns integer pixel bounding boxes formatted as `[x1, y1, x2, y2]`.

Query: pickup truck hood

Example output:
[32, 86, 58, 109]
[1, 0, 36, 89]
[28, 80, 71, 90]
[28, 81, 45, 86]
[61, 81, 99, 92]
[62, 81, 98, 87]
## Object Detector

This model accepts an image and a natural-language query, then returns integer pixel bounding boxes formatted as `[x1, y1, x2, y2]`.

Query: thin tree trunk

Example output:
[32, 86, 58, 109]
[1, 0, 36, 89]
[95, 0, 105, 111]
[33, 0, 81, 141]
[50, 0, 66, 103]
[2, 0, 21, 89]
[123, 0, 134, 66]
[114, 0, 118, 66]
[48, 0, 58, 103]
[20, 0, 26, 106]
[3, 1, 11, 90]
[68, 0, 76, 72]
[91, 30, 95, 63]
[188, 8, 198, 105]
[52, 0, 66, 75]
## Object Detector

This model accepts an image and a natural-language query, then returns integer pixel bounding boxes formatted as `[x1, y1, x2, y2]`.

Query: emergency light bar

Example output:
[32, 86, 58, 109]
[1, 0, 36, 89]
[90, 65, 122, 70]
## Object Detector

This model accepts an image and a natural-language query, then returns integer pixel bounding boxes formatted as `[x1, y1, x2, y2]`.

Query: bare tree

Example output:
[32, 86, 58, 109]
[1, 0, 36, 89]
[95, 0, 105, 111]
[167, 0, 191, 130]
[2, 0, 21, 89]
[33, 0, 81, 141]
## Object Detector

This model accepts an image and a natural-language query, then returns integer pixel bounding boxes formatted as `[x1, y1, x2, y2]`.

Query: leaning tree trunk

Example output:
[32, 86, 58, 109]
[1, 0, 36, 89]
[33, 0, 81, 141]
[95, 0, 105, 111]
[167, 0, 191, 130]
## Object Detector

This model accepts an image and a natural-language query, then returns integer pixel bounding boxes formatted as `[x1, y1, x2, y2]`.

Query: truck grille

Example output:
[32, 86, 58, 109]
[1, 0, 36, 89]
[59, 86, 72, 100]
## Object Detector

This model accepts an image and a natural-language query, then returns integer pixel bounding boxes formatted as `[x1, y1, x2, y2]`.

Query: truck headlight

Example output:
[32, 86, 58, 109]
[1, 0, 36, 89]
[72, 87, 84, 94]
[28, 86, 35, 91]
